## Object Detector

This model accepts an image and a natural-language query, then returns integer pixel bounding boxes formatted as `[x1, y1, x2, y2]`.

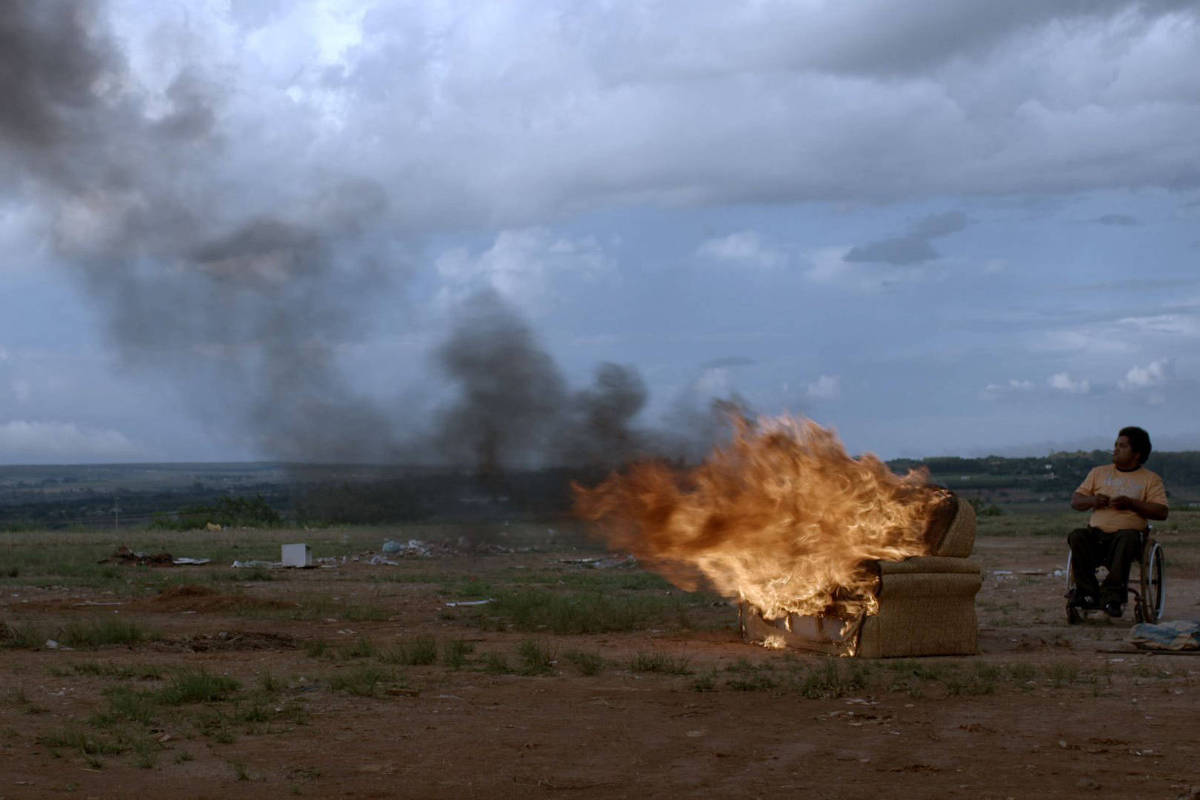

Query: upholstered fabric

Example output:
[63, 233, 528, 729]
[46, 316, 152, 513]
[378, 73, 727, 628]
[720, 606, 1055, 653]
[932, 497, 976, 558]
[858, 498, 981, 657]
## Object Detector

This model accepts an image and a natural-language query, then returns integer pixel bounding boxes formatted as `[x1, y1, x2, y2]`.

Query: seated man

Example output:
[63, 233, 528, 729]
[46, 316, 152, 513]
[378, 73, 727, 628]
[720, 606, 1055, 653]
[1068, 426, 1168, 617]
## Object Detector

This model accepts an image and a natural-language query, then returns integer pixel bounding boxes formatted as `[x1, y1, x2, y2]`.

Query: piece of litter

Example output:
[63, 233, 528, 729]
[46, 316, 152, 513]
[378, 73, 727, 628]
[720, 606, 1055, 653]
[381, 539, 433, 558]
[993, 570, 1013, 575]
[45, 639, 59, 650]
[172, 557, 211, 566]
[445, 599, 494, 607]
[231, 560, 281, 569]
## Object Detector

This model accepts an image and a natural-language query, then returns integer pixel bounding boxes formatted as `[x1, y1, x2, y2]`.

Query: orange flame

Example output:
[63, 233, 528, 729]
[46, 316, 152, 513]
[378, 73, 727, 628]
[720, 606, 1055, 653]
[574, 415, 949, 628]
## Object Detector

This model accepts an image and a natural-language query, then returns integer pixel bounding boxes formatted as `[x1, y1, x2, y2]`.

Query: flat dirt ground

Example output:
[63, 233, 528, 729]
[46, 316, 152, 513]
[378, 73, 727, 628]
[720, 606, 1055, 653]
[2, 519, 1199, 800]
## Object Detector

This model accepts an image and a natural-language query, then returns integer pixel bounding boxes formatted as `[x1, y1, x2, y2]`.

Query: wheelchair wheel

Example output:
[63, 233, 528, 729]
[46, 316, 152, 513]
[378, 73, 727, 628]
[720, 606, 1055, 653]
[1137, 542, 1166, 624]
[1064, 551, 1083, 624]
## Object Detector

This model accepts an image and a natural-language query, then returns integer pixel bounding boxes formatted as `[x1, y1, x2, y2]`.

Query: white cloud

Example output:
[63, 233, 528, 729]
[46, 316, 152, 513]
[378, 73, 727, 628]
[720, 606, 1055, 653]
[806, 374, 841, 400]
[1119, 358, 1173, 391]
[696, 231, 784, 269]
[0, 421, 143, 464]
[435, 228, 611, 314]
[1048, 372, 1091, 394]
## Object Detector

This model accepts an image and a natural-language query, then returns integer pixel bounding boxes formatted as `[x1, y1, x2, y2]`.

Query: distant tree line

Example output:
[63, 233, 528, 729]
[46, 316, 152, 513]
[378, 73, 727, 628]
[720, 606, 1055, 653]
[891, 450, 1200, 497]
[3, 453, 1198, 531]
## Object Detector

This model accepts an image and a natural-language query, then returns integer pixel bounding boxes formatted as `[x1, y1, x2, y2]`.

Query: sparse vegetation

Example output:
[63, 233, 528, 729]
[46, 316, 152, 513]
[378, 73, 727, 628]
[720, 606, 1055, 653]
[516, 639, 556, 675]
[327, 665, 399, 697]
[630, 651, 692, 675]
[381, 635, 438, 665]
[2, 500, 1197, 793]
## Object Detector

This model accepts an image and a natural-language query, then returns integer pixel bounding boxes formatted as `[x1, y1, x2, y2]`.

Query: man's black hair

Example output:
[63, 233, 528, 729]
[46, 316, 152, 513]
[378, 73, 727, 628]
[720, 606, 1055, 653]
[1119, 426, 1152, 465]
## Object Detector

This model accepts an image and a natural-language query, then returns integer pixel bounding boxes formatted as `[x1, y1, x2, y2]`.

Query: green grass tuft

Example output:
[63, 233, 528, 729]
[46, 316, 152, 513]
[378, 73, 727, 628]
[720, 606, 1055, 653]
[156, 668, 240, 705]
[516, 639, 556, 676]
[59, 617, 158, 648]
[442, 639, 474, 670]
[327, 665, 397, 696]
[380, 635, 438, 665]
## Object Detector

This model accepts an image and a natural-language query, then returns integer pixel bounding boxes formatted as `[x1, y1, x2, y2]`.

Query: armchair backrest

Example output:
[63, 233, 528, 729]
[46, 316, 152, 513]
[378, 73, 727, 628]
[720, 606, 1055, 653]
[930, 495, 976, 557]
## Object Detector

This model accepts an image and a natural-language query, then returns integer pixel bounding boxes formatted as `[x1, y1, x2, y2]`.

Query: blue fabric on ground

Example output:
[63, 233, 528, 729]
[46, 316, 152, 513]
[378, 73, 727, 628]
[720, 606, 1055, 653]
[1129, 620, 1200, 651]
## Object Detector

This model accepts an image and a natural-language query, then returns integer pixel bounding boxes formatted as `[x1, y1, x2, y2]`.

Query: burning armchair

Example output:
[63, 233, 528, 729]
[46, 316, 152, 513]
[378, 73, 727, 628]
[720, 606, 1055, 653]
[576, 415, 981, 658]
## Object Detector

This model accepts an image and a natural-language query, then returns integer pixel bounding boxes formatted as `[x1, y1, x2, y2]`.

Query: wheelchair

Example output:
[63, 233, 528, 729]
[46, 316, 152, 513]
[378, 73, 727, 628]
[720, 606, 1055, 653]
[1065, 528, 1165, 624]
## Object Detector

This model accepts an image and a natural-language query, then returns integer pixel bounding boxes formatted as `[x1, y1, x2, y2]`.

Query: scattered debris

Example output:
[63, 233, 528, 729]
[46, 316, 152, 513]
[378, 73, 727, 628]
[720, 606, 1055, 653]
[445, 599, 494, 607]
[382, 539, 434, 558]
[101, 546, 174, 566]
[100, 546, 211, 567]
[559, 554, 638, 569]
[231, 560, 282, 569]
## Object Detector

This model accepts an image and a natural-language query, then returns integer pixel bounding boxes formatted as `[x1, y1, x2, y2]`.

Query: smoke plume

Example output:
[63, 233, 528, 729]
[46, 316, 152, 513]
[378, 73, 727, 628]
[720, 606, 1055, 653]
[1, 2, 721, 473]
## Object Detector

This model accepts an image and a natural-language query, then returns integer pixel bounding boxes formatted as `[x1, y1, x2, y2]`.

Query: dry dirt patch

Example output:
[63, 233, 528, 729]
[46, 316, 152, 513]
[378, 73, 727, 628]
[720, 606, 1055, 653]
[1, 531, 1198, 799]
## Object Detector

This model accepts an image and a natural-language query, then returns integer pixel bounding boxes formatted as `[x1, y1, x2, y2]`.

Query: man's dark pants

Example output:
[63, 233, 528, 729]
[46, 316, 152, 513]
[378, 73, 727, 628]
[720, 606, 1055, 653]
[1067, 527, 1144, 607]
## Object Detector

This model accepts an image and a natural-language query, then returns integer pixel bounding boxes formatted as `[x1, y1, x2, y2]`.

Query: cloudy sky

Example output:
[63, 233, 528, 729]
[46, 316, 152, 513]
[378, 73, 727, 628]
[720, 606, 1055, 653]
[2, 0, 1200, 465]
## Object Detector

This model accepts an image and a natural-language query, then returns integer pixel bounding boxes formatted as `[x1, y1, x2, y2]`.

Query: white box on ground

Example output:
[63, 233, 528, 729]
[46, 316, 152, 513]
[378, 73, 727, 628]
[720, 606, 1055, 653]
[281, 543, 312, 568]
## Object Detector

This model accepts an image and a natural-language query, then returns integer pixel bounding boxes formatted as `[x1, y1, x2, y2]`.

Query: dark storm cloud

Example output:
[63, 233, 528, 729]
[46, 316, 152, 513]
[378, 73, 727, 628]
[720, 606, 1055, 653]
[844, 210, 967, 265]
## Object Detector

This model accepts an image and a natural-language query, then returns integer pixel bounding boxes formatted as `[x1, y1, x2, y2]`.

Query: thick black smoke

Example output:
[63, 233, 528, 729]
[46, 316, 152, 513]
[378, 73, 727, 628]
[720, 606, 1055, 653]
[435, 291, 658, 476]
[1, 2, 723, 473]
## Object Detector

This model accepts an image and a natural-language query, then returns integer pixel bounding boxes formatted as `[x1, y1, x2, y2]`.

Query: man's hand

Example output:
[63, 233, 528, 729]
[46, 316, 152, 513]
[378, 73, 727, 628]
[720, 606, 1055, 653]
[1110, 495, 1132, 510]
[1071, 492, 1109, 511]
[1093, 494, 1111, 509]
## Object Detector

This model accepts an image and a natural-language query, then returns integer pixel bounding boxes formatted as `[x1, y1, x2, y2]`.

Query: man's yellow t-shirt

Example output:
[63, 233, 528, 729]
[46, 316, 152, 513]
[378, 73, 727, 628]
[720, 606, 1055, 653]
[1075, 464, 1167, 532]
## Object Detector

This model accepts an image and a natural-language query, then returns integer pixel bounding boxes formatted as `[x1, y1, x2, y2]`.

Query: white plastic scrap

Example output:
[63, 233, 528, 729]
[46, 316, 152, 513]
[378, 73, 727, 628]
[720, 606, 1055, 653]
[381, 539, 434, 558]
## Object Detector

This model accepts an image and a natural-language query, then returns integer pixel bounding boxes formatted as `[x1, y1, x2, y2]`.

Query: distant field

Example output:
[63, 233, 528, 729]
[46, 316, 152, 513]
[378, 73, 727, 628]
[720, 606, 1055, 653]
[2, 455, 1198, 532]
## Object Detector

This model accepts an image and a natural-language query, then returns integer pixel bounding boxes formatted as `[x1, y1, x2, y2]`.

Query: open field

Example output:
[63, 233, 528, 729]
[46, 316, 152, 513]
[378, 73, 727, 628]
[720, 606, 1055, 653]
[3, 514, 1200, 799]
